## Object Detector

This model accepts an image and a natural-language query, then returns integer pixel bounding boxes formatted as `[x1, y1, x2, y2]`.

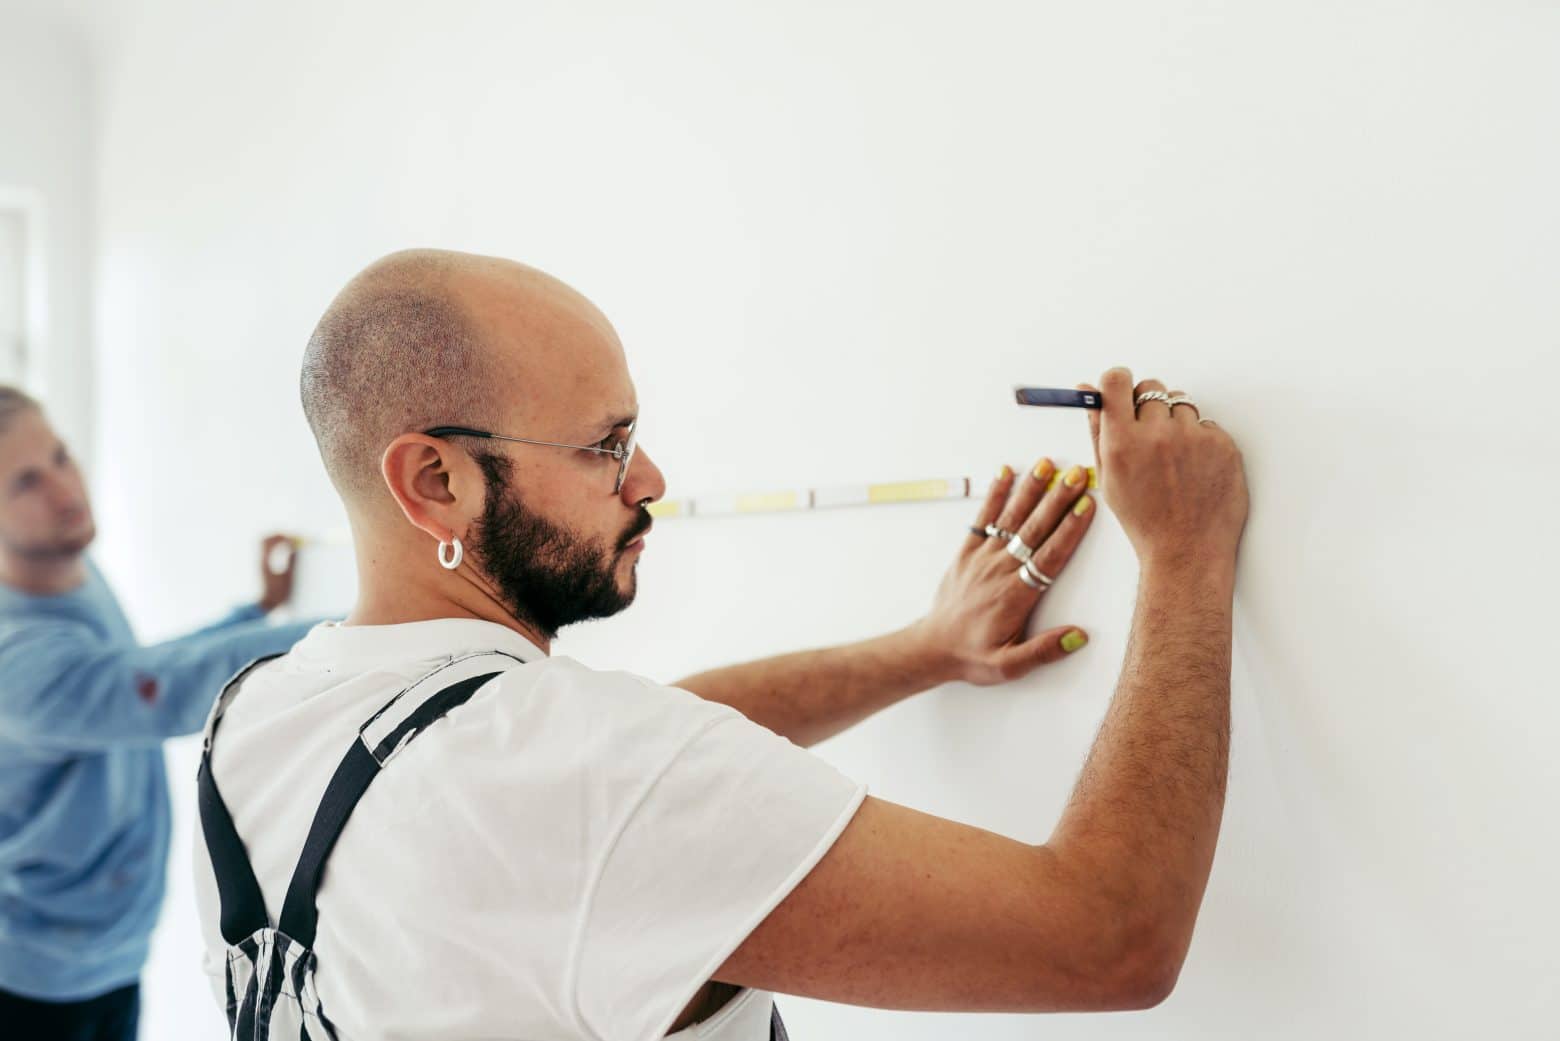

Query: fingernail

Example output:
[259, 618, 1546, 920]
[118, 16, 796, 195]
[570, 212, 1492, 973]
[1061, 630, 1088, 653]
[1073, 494, 1093, 516]
[1064, 464, 1086, 487]
[996, 464, 1012, 481]
[1031, 457, 1053, 482]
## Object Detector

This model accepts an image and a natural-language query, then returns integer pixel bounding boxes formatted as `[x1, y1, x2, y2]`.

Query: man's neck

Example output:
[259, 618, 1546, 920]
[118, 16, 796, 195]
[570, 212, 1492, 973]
[0, 551, 88, 596]
[343, 522, 555, 655]
[348, 567, 553, 656]
[347, 595, 554, 655]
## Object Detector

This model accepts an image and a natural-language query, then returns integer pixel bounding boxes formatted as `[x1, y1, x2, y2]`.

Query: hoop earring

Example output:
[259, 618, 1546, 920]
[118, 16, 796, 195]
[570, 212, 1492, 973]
[437, 536, 463, 570]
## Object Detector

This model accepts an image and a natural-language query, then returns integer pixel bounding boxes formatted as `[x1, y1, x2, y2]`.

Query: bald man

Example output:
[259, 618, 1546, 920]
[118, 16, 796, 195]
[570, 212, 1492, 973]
[193, 250, 1247, 1041]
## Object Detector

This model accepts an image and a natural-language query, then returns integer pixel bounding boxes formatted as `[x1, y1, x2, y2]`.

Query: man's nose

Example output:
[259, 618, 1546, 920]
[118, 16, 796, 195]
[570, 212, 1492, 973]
[621, 443, 666, 505]
[46, 477, 87, 514]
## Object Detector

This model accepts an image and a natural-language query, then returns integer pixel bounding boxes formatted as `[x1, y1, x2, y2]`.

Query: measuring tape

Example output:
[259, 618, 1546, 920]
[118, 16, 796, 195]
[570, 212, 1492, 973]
[646, 466, 1098, 519]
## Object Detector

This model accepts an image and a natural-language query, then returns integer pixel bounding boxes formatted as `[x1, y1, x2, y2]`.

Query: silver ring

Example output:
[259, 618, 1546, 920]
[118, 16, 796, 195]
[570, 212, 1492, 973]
[1017, 566, 1049, 591]
[1198, 417, 1216, 426]
[985, 524, 1018, 540]
[1023, 559, 1055, 585]
[1006, 535, 1035, 562]
[968, 525, 990, 537]
[1166, 395, 1198, 412]
[1134, 390, 1172, 408]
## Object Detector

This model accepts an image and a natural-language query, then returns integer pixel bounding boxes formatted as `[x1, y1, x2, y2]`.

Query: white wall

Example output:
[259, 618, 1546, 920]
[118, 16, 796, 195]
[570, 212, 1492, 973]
[84, 2, 1558, 1038]
[0, 9, 95, 464]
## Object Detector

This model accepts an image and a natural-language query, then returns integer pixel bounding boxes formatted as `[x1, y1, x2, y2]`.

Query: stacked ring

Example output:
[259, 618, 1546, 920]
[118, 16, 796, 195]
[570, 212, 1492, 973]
[1017, 559, 1055, 591]
[1138, 388, 1214, 424]
[1017, 566, 1047, 591]
[985, 524, 1018, 540]
[1006, 535, 1035, 562]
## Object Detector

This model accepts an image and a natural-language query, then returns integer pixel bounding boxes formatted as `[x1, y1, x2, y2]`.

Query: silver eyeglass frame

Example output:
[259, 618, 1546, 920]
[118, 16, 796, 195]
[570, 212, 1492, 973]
[424, 420, 639, 494]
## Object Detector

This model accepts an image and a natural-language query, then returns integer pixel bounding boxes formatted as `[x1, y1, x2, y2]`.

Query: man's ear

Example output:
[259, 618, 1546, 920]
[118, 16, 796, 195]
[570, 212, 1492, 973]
[380, 434, 482, 542]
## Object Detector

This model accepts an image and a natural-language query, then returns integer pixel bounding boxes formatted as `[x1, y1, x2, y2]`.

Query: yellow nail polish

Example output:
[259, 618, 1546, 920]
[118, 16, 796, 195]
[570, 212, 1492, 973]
[1073, 494, 1093, 516]
[997, 464, 1011, 480]
[1032, 458, 1053, 481]
[1061, 630, 1088, 653]
[1064, 464, 1085, 487]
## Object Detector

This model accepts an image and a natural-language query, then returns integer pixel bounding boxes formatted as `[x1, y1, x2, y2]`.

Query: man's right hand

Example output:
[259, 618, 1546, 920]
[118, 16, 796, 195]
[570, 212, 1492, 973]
[1079, 367, 1249, 567]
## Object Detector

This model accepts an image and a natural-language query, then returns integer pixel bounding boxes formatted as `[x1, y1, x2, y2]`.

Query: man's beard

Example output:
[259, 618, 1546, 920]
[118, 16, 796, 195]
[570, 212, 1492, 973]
[467, 451, 650, 642]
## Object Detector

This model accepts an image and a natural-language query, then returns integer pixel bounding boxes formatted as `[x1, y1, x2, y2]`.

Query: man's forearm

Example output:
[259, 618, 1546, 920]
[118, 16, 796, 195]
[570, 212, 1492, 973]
[672, 624, 958, 747]
[1049, 555, 1236, 970]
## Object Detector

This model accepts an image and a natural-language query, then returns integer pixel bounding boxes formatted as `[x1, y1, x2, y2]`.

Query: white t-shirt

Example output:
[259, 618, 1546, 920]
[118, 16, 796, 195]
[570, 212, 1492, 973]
[192, 618, 867, 1041]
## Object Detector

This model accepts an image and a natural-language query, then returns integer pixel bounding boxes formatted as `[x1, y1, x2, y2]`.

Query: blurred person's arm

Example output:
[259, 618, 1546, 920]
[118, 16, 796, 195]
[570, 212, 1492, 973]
[0, 614, 314, 751]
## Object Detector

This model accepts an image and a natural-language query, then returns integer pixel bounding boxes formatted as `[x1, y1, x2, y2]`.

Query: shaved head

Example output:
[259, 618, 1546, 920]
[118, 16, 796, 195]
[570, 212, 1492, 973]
[301, 249, 633, 506]
[301, 250, 505, 500]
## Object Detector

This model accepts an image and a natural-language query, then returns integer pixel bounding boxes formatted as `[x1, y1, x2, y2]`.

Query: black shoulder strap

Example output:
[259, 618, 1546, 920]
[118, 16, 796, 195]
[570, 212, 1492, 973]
[197, 654, 285, 945]
[199, 651, 518, 948]
[275, 668, 501, 946]
[770, 1001, 790, 1041]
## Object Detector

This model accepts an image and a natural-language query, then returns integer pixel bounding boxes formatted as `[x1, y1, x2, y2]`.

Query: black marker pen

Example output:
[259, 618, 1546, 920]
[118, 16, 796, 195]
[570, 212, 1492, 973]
[1013, 387, 1102, 409]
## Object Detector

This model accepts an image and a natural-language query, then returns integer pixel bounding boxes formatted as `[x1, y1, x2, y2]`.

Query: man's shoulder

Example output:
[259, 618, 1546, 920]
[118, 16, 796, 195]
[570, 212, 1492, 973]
[0, 607, 102, 652]
[0, 567, 121, 637]
[412, 654, 741, 763]
[514, 655, 734, 721]
[220, 650, 738, 766]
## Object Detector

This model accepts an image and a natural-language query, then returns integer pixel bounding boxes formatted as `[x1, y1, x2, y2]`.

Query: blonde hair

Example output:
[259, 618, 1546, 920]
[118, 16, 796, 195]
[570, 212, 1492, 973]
[0, 385, 40, 433]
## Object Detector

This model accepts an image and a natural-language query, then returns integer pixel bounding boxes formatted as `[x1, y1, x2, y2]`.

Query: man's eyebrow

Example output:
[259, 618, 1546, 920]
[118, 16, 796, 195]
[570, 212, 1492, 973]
[591, 413, 638, 438]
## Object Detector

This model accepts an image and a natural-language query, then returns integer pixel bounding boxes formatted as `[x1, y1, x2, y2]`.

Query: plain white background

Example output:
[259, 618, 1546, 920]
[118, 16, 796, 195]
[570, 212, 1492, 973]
[0, 11, 95, 464]
[4, 2, 1559, 1038]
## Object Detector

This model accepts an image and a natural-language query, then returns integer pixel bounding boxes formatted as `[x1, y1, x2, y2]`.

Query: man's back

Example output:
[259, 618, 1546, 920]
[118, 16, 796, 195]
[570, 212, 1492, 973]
[194, 617, 866, 1041]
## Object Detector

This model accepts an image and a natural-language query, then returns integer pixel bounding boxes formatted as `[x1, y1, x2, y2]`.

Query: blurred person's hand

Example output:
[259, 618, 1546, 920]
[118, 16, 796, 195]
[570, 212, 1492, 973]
[1081, 368, 1248, 568]
[258, 534, 300, 613]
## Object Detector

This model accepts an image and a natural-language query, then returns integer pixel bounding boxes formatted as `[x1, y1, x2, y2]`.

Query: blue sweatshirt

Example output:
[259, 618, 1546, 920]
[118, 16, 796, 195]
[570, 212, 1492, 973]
[0, 559, 320, 1000]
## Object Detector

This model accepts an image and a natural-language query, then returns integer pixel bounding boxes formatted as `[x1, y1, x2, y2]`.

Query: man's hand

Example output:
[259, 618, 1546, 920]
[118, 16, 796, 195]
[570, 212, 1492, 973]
[258, 534, 300, 613]
[1081, 369, 1248, 568]
[913, 457, 1097, 686]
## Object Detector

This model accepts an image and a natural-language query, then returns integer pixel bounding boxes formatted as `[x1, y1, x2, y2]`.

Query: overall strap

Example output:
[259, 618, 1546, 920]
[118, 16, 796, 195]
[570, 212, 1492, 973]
[275, 651, 522, 947]
[197, 654, 286, 945]
[770, 1001, 790, 1041]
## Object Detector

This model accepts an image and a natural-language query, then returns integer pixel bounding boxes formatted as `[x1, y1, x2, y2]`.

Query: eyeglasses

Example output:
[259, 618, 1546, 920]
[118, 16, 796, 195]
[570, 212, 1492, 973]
[424, 419, 639, 494]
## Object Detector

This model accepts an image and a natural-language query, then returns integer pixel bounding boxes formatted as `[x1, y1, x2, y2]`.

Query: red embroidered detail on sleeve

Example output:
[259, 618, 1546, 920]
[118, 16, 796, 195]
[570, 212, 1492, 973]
[135, 674, 160, 704]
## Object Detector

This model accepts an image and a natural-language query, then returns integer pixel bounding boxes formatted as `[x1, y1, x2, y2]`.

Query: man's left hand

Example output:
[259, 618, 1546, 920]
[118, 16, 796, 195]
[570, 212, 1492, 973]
[912, 457, 1097, 686]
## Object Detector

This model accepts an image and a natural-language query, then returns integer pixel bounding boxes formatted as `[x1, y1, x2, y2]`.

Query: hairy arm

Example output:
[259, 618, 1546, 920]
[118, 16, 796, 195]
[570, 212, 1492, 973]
[673, 623, 955, 747]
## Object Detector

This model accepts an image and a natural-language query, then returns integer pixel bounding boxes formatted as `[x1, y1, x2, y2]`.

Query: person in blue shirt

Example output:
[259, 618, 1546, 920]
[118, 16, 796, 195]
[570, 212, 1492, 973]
[0, 386, 320, 1040]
